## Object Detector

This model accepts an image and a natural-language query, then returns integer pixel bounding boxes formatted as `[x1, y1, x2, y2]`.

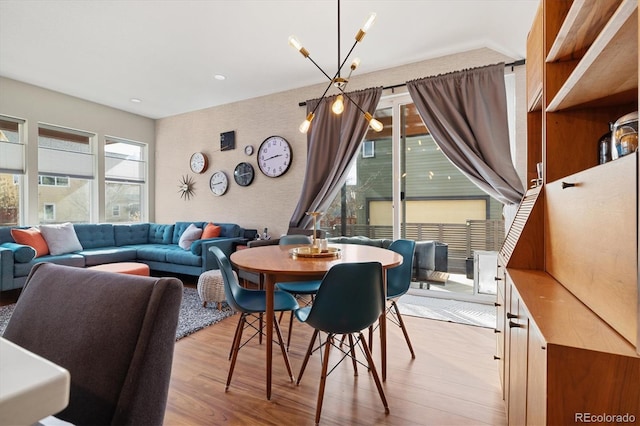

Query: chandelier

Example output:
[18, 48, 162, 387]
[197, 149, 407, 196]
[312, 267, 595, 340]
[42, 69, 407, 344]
[289, 0, 383, 134]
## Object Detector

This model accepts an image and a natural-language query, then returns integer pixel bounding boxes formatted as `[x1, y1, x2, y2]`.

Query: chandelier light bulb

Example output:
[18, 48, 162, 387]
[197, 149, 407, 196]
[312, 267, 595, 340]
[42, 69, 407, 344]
[364, 112, 383, 132]
[356, 12, 377, 41]
[332, 95, 345, 114]
[362, 12, 377, 32]
[299, 112, 315, 133]
[350, 58, 361, 71]
[288, 35, 309, 57]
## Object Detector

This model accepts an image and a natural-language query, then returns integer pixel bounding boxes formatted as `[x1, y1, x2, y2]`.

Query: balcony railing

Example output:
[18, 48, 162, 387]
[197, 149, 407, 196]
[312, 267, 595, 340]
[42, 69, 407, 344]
[323, 220, 505, 274]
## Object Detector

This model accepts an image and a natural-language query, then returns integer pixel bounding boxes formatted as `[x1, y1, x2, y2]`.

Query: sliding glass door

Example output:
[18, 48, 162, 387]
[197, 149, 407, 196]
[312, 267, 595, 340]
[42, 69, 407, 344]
[320, 93, 504, 302]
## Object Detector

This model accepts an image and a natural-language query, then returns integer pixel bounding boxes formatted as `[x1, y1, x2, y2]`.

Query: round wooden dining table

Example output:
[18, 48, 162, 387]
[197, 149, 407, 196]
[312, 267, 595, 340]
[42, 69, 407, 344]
[230, 243, 403, 400]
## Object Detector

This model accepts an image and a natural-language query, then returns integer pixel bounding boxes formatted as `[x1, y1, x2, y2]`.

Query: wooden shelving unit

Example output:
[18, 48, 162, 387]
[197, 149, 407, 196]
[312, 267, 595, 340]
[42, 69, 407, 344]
[497, 1, 640, 424]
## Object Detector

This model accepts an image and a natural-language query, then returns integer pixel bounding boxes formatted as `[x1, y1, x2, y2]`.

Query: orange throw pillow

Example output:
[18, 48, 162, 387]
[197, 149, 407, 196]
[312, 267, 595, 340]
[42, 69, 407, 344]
[201, 223, 221, 239]
[11, 227, 50, 257]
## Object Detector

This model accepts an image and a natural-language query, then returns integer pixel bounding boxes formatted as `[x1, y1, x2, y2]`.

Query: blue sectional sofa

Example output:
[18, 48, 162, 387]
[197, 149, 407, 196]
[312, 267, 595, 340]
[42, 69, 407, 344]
[0, 221, 244, 291]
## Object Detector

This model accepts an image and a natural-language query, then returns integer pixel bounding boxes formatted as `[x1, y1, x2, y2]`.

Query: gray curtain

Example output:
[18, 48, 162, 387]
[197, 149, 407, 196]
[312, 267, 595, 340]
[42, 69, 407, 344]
[407, 63, 524, 205]
[289, 87, 382, 230]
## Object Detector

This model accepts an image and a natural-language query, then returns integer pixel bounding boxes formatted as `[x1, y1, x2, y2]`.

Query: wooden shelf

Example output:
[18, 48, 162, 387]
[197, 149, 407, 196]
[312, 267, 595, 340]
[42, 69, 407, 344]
[508, 268, 638, 357]
[547, 0, 638, 112]
[547, 0, 623, 62]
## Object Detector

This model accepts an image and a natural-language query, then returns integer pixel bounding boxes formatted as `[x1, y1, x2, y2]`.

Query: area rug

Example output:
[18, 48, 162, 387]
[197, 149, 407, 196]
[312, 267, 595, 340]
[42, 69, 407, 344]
[0, 287, 233, 341]
[397, 294, 496, 329]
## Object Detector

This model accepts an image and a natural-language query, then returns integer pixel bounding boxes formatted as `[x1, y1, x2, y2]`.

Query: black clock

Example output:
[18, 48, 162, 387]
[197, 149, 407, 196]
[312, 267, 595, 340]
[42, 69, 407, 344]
[234, 162, 255, 187]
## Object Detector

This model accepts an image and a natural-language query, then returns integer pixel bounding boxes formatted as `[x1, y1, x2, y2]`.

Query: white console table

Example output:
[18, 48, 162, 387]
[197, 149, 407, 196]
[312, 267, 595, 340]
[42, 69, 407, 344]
[0, 337, 70, 425]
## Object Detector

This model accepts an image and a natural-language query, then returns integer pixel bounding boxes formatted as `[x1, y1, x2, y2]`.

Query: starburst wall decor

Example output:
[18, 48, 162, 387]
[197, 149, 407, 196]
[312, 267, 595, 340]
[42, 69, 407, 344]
[178, 175, 195, 200]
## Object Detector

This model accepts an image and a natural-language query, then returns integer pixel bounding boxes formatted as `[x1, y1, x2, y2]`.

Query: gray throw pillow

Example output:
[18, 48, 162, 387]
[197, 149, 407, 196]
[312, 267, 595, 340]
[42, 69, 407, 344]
[178, 223, 203, 250]
[39, 222, 83, 255]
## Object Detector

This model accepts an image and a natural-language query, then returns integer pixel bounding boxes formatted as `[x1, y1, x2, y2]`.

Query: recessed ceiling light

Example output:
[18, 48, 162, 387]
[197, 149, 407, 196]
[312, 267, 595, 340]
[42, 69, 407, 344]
[214, 74, 226, 81]
[130, 98, 142, 103]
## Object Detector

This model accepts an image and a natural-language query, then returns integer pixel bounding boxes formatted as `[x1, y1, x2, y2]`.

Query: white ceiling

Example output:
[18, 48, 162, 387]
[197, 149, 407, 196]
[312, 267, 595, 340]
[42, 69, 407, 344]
[0, 0, 539, 119]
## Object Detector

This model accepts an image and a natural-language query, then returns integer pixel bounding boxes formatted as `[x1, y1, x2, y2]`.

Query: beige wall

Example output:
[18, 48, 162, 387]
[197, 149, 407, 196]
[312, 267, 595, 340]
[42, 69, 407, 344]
[156, 47, 527, 237]
[0, 77, 156, 224]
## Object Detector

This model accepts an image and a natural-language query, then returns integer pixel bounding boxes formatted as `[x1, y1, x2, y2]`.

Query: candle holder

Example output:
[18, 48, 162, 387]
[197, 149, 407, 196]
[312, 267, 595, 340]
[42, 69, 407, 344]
[305, 211, 323, 247]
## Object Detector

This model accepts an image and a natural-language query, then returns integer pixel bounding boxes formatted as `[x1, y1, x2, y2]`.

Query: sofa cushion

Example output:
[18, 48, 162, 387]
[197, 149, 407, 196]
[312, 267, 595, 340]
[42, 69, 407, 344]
[215, 223, 242, 238]
[14, 253, 86, 277]
[165, 246, 202, 267]
[148, 224, 174, 244]
[327, 236, 392, 248]
[10, 227, 50, 257]
[74, 224, 115, 249]
[0, 242, 36, 263]
[78, 247, 138, 266]
[172, 222, 206, 245]
[114, 223, 150, 246]
[178, 224, 202, 250]
[202, 223, 221, 239]
[135, 244, 170, 262]
[39, 223, 83, 255]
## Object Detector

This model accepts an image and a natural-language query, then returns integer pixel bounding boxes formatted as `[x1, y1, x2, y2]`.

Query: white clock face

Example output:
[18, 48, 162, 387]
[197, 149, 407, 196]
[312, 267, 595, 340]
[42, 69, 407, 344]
[190, 152, 208, 174]
[209, 171, 228, 196]
[258, 136, 291, 177]
[244, 145, 254, 156]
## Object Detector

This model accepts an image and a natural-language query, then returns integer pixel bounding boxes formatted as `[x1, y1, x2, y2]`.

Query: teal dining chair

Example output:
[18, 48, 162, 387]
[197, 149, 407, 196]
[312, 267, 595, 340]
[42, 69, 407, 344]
[275, 234, 322, 350]
[209, 246, 299, 392]
[369, 238, 417, 358]
[295, 261, 389, 424]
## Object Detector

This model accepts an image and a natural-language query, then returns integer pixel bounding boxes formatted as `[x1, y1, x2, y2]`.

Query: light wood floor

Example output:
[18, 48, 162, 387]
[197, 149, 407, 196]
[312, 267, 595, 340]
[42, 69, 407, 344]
[164, 309, 507, 425]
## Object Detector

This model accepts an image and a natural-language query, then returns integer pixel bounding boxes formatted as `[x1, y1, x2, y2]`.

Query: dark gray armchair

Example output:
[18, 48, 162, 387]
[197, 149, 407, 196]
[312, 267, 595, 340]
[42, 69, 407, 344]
[3, 262, 183, 425]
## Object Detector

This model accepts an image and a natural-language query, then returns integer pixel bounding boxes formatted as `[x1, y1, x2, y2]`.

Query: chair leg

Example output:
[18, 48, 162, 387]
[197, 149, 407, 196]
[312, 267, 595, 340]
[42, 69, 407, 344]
[347, 333, 358, 376]
[229, 312, 242, 360]
[315, 333, 333, 425]
[273, 314, 295, 382]
[358, 331, 389, 414]
[368, 324, 374, 352]
[226, 314, 246, 391]
[286, 310, 294, 351]
[297, 329, 319, 385]
[392, 300, 415, 358]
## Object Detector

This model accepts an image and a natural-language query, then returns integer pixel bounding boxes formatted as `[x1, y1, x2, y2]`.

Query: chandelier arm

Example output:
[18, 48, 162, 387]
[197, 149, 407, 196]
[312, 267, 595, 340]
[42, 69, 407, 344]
[337, 40, 360, 78]
[337, 87, 368, 116]
[305, 56, 334, 82]
[308, 79, 336, 118]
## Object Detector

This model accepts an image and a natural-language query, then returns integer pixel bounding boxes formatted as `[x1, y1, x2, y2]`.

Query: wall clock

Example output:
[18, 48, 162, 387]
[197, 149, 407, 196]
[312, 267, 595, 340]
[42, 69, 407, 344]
[189, 152, 208, 174]
[220, 130, 235, 151]
[258, 135, 291, 177]
[234, 162, 255, 187]
[209, 171, 229, 196]
[244, 145, 254, 156]
[178, 175, 195, 200]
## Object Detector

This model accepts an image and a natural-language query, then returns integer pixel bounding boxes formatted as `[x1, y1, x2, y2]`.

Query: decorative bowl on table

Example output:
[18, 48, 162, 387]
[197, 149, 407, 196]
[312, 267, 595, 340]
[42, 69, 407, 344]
[289, 246, 341, 259]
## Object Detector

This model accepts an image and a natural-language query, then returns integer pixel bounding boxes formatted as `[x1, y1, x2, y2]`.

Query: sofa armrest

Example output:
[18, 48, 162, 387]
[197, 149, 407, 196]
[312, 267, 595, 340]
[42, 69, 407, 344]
[247, 238, 280, 248]
[434, 242, 448, 272]
[0, 242, 36, 263]
[201, 237, 242, 270]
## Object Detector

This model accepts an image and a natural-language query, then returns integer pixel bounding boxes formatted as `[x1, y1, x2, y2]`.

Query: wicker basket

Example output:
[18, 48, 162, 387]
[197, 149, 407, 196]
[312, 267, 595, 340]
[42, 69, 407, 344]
[197, 269, 233, 310]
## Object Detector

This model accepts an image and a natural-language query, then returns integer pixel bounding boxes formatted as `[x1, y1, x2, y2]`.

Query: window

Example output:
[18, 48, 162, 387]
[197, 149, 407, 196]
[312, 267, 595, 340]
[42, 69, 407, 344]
[362, 141, 375, 158]
[0, 116, 25, 226]
[38, 176, 70, 187]
[105, 137, 146, 223]
[38, 124, 94, 224]
[43, 204, 56, 221]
